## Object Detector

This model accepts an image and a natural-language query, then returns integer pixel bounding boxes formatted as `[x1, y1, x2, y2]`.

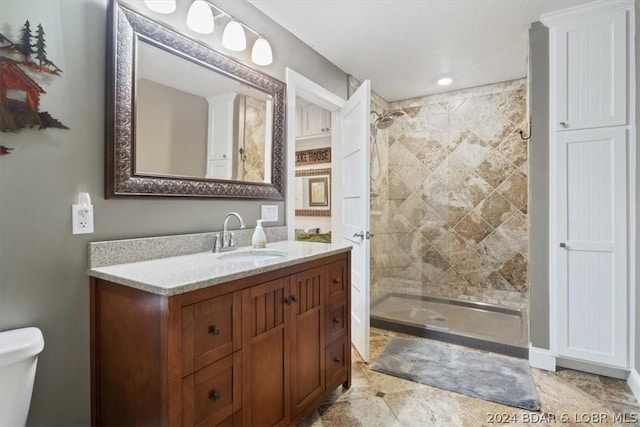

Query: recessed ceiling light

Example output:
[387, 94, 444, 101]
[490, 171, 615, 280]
[437, 77, 453, 86]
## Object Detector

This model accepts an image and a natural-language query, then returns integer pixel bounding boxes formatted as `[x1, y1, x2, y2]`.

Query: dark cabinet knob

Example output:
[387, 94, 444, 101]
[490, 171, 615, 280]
[333, 278, 341, 284]
[285, 296, 298, 305]
[334, 357, 341, 363]
[208, 325, 220, 335]
[210, 390, 221, 401]
[332, 317, 340, 323]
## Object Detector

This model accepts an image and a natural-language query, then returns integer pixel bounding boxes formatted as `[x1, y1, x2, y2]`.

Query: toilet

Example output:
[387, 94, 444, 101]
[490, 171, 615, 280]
[0, 327, 45, 427]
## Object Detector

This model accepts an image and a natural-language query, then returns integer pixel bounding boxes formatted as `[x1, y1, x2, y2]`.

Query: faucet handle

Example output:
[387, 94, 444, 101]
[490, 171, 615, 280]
[229, 232, 237, 248]
[213, 232, 222, 252]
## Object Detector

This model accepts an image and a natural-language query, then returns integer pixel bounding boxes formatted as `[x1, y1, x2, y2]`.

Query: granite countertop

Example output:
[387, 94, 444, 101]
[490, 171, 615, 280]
[88, 240, 351, 296]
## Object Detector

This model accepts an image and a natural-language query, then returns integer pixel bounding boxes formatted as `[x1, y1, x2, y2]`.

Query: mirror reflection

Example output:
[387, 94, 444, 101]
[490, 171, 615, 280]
[135, 40, 273, 183]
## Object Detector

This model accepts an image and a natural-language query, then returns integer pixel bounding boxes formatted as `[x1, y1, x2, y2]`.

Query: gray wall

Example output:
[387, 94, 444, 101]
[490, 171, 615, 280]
[0, 1, 347, 425]
[529, 22, 550, 350]
[634, 0, 640, 372]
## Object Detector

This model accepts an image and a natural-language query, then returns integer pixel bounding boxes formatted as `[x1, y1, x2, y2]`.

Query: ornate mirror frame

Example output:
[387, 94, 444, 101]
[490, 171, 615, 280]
[106, 1, 285, 199]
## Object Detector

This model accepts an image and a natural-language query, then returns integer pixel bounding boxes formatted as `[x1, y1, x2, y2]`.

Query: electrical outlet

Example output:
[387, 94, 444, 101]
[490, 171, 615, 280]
[72, 205, 94, 234]
[261, 204, 278, 221]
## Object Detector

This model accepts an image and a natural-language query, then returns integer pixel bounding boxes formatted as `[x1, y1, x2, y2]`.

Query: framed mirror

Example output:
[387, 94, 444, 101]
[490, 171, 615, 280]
[106, 1, 285, 199]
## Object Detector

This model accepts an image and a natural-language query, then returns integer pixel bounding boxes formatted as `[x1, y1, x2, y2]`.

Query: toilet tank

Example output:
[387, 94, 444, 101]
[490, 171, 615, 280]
[0, 327, 45, 427]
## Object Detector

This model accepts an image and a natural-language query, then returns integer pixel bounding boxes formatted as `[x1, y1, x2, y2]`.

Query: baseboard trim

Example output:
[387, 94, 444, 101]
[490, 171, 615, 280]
[628, 369, 640, 402]
[529, 346, 556, 371]
[556, 358, 628, 379]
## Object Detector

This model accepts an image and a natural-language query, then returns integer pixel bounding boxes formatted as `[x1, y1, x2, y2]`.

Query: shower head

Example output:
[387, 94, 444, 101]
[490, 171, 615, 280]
[375, 117, 395, 129]
[372, 110, 406, 130]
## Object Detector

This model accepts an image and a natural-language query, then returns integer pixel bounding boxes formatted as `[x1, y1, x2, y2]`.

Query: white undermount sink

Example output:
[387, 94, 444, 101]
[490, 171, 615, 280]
[216, 249, 287, 262]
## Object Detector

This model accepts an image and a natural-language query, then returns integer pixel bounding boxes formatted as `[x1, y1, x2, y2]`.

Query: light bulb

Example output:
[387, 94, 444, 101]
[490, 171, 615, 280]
[187, 0, 214, 34]
[143, 0, 176, 14]
[251, 37, 273, 66]
[223, 20, 246, 51]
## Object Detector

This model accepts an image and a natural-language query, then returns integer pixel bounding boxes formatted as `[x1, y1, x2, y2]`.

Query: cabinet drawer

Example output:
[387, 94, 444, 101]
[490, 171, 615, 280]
[325, 260, 347, 302]
[325, 336, 348, 387]
[325, 300, 347, 345]
[182, 353, 242, 427]
[182, 292, 242, 374]
[216, 409, 242, 427]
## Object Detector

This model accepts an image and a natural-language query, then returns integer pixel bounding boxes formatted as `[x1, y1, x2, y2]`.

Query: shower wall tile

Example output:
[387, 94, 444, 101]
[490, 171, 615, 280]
[454, 212, 493, 247]
[497, 170, 528, 212]
[359, 75, 529, 311]
[476, 153, 517, 189]
[474, 191, 517, 228]
[484, 272, 516, 292]
[497, 132, 528, 167]
[378, 79, 529, 310]
[498, 253, 528, 293]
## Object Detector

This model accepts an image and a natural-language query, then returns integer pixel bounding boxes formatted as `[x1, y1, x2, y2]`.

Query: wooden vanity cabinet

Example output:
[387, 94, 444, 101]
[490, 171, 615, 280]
[91, 251, 351, 427]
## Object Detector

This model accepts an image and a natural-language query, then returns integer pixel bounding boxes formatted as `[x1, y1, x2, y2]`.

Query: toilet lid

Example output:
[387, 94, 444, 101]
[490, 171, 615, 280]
[0, 327, 44, 368]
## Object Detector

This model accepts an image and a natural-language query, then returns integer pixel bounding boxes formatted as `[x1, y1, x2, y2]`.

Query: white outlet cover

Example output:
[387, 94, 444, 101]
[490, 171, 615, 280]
[72, 205, 94, 234]
[261, 204, 278, 221]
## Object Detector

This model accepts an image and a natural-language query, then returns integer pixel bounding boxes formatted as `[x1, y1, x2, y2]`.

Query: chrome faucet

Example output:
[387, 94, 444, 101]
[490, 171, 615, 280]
[214, 212, 246, 252]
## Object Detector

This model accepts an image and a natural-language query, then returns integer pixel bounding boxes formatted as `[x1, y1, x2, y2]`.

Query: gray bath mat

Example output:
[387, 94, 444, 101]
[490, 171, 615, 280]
[370, 337, 540, 411]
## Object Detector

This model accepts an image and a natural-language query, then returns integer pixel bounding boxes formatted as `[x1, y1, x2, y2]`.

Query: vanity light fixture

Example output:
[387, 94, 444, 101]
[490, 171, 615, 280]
[437, 77, 453, 86]
[143, 0, 176, 14]
[186, 0, 215, 34]
[222, 20, 246, 51]
[143, 0, 273, 66]
[251, 36, 273, 66]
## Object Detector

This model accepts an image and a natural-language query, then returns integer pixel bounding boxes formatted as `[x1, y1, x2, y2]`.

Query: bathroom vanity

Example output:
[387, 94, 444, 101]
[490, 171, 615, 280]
[89, 239, 351, 426]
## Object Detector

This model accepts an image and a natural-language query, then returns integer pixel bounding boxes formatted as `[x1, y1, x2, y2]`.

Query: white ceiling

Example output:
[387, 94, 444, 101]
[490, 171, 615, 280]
[248, 0, 588, 102]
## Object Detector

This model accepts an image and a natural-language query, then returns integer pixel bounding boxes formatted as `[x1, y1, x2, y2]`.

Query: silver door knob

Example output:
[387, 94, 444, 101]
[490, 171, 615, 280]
[559, 242, 567, 248]
[559, 121, 569, 128]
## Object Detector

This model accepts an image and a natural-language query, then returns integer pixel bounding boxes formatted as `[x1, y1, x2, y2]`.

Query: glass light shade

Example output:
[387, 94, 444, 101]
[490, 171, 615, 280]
[222, 20, 246, 51]
[143, 0, 176, 14]
[251, 37, 273, 66]
[186, 0, 214, 34]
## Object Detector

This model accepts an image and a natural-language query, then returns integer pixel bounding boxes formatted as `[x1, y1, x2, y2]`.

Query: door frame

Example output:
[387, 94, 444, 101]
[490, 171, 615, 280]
[285, 69, 346, 241]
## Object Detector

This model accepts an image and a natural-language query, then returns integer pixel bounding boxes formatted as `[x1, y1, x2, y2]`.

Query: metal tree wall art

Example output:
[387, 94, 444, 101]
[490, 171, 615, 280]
[0, 20, 68, 155]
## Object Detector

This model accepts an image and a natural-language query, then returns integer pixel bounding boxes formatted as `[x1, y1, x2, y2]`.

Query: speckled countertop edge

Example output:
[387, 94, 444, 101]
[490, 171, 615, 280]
[88, 240, 351, 297]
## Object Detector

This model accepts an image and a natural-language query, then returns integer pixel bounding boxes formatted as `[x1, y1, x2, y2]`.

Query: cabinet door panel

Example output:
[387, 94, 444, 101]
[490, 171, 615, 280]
[326, 336, 349, 389]
[290, 267, 325, 417]
[325, 300, 347, 346]
[556, 128, 627, 367]
[555, 9, 627, 130]
[182, 292, 241, 374]
[242, 278, 290, 427]
[182, 353, 241, 427]
[301, 104, 331, 137]
[326, 260, 347, 303]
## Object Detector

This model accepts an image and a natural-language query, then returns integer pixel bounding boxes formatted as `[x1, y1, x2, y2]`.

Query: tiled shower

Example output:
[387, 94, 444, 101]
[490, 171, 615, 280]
[352, 76, 531, 349]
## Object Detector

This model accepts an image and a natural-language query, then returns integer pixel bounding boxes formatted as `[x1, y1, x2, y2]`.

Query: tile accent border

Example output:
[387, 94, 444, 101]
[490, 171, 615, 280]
[88, 226, 288, 268]
[529, 346, 556, 371]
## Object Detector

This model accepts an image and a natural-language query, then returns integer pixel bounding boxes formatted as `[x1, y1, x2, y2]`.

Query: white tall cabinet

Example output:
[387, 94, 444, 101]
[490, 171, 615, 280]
[542, 0, 636, 370]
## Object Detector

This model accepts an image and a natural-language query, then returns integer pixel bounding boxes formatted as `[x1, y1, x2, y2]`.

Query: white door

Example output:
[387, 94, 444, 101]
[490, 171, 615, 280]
[556, 127, 627, 367]
[339, 81, 371, 361]
[554, 9, 627, 131]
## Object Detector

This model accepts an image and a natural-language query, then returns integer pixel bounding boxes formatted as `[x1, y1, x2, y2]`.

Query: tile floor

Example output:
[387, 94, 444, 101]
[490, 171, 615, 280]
[300, 328, 640, 427]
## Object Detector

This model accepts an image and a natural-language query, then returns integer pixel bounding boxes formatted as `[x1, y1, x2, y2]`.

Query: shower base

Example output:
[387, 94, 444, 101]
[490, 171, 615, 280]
[370, 293, 529, 358]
